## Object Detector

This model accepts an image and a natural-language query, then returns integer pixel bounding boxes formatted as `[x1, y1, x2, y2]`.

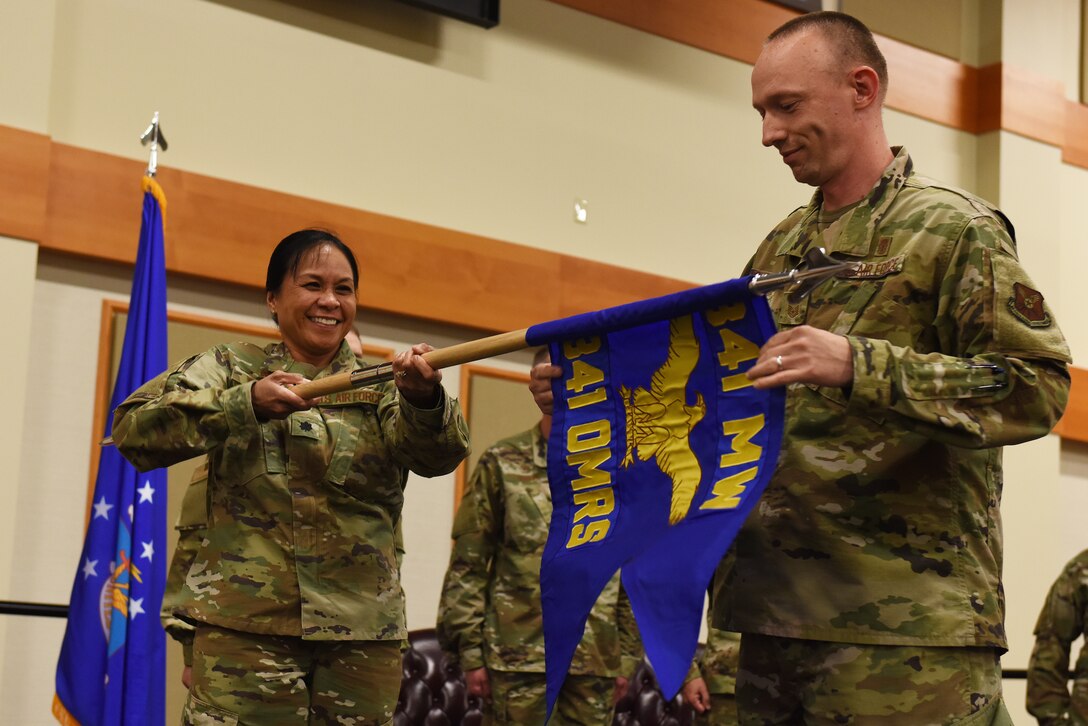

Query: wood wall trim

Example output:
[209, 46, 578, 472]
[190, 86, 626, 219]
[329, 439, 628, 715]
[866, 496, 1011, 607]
[87, 299, 119, 528]
[998, 64, 1068, 147]
[36, 139, 691, 336]
[546, 0, 796, 67]
[545, 0, 1088, 165]
[1063, 100, 1088, 168]
[0, 125, 50, 243]
[1054, 367, 1088, 443]
[877, 36, 982, 133]
[455, 363, 532, 508]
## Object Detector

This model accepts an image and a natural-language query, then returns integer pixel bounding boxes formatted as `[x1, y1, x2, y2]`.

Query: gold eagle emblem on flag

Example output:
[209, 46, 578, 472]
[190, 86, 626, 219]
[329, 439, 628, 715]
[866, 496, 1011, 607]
[620, 315, 705, 525]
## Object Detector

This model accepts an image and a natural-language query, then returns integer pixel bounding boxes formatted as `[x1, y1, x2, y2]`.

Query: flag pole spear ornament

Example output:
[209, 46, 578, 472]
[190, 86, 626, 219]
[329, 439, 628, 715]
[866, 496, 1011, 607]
[139, 111, 168, 178]
[291, 249, 854, 399]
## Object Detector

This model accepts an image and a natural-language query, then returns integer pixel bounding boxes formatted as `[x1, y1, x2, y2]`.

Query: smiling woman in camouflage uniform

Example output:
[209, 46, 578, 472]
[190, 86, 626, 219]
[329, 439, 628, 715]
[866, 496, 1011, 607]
[114, 229, 470, 725]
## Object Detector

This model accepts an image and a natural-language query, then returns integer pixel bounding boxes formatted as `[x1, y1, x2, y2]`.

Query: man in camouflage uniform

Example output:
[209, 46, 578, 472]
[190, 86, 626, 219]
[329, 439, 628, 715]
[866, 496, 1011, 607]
[717, 11, 1071, 724]
[1027, 549, 1088, 724]
[683, 627, 741, 726]
[529, 11, 1070, 724]
[437, 351, 640, 725]
[115, 337, 468, 724]
[682, 560, 740, 726]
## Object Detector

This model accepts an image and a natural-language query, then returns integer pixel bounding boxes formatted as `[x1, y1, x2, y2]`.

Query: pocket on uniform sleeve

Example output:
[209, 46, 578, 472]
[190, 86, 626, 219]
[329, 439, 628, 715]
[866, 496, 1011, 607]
[898, 360, 1004, 401]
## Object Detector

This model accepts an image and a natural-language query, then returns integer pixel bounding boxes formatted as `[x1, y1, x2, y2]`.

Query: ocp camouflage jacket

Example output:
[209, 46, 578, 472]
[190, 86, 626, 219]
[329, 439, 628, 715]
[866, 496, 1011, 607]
[115, 340, 469, 641]
[1028, 549, 1088, 724]
[436, 424, 640, 676]
[719, 147, 1071, 650]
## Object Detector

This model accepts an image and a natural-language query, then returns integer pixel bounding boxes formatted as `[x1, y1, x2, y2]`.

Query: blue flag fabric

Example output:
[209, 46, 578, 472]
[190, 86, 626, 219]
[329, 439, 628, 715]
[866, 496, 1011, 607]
[525, 277, 784, 714]
[54, 177, 169, 726]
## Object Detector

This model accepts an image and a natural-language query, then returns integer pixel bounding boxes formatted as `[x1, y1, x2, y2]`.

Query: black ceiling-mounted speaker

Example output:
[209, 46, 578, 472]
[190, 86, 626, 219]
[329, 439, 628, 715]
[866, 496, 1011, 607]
[391, 0, 499, 28]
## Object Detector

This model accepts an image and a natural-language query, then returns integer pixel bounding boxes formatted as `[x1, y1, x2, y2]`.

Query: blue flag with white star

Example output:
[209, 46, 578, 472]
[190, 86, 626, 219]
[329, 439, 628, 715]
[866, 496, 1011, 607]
[54, 177, 168, 726]
[525, 278, 785, 716]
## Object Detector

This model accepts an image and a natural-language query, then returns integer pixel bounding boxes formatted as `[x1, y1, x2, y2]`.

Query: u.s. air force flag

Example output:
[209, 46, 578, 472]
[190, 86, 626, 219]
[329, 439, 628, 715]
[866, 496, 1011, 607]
[54, 177, 168, 726]
[524, 277, 785, 713]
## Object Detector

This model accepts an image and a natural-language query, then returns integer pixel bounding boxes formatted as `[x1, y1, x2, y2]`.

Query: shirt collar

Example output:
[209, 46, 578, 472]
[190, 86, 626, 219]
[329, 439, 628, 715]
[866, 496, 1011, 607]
[775, 146, 913, 260]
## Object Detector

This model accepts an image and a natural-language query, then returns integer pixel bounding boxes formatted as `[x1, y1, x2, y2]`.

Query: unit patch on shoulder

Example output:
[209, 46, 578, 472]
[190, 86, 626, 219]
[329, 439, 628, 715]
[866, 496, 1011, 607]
[1008, 282, 1051, 327]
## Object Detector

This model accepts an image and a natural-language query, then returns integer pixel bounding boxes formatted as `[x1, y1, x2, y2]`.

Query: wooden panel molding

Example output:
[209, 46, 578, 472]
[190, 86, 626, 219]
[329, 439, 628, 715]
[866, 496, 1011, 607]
[30, 137, 691, 336]
[545, 0, 1088, 167]
[879, 36, 982, 133]
[455, 363, 534, 507]
[546, 0, 796, 67]
[0, 125, 50, 242]
[1054, 366, 1088, 444]
[998, 64, 1068, 147]
[1063, 100, 1088, 168]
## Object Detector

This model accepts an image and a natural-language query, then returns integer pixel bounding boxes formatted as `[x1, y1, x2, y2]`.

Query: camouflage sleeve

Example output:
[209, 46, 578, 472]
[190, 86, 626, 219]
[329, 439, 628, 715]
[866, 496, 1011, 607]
[616, 583, 644, 677]
[393, 517, 405, 571]
[845, 215, 1070, 449]
[1027, 562, 1085, 721]
[162, 461, 207, 667]
[378, 386, 470, 477]
[683, 657, 701, 685]
[113, 349, 257, 471]
[435, 453, 502, 671]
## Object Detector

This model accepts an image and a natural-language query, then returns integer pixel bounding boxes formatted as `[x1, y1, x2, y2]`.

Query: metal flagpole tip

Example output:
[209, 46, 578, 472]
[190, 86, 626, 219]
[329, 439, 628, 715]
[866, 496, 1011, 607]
[139, 111, 168, 177]
[747, 247, 856, 302]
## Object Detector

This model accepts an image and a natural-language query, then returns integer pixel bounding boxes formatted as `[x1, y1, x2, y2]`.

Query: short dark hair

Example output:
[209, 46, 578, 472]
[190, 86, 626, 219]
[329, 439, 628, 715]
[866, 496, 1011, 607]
[265, 228, 360, 294]
[768, 11, 888, 99]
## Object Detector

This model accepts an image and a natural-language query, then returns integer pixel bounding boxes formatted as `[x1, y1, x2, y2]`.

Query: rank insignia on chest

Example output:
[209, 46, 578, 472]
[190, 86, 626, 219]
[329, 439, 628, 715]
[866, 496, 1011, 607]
[1008, 282, 1051, 327]
[784, 302, 806, 323]
[773, 292, 807, 325]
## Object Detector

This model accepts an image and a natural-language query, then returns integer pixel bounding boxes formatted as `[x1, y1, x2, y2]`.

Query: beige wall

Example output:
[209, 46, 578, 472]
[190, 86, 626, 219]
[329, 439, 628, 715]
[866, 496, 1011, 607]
[1, 0, 1085, 722]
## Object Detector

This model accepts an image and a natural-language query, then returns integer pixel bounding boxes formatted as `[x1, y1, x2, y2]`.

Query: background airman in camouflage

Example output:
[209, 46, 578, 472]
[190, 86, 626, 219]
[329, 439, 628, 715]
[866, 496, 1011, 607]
[705, 12, 1072, 724]
[683, 559, 740, 726]
[1027, 549, 1088, 725]
[437, 351, 641, 725]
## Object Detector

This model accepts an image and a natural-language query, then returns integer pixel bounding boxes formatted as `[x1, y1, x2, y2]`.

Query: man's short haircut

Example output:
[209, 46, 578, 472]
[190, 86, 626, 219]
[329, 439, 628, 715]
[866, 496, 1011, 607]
[768, 11, 888, 101]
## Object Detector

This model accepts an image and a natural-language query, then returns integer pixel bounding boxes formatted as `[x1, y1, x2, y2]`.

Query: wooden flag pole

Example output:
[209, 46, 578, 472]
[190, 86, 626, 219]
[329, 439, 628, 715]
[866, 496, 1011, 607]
[291, 250, 854, 400]
[292, 328, 531, 399]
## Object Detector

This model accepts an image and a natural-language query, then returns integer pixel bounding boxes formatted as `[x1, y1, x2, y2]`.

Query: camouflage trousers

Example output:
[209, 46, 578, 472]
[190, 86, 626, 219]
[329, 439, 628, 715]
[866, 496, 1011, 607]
[693, 693, 739, 726]
[183, 624, 402, 725]
[735, 634, 1014, 725]
[487, 670, 615, 725]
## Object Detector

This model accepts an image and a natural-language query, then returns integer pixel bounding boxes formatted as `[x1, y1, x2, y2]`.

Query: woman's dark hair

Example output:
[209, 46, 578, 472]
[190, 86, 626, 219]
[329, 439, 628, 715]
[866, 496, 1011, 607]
[265, 229, 359, 294]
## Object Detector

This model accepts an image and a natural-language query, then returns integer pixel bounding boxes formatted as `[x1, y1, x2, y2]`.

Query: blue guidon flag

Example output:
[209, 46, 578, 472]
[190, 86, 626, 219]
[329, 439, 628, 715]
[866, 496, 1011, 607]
[524, 277, 785, 714]
[54, 177, 169, 726]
